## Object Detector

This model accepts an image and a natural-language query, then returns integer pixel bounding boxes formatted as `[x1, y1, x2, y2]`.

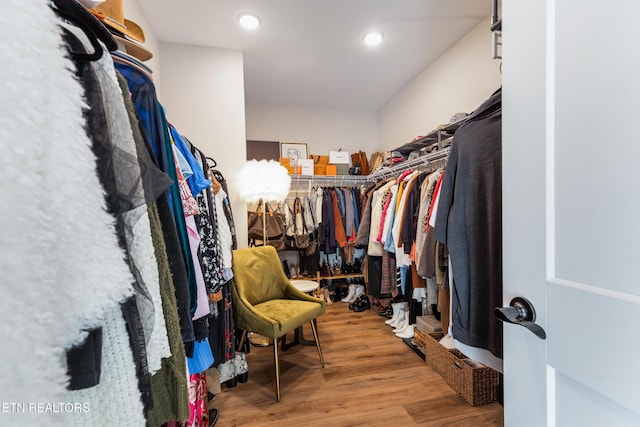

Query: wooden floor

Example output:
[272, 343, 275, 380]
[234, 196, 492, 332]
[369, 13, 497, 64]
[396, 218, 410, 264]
[214, 303, 504, 426]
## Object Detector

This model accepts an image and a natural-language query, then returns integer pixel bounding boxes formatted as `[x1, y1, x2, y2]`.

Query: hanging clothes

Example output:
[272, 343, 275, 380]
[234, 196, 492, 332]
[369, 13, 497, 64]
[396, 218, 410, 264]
[434, 88, 503, 367]
[58, 22, 149, 426]
[0, 3, 144, 424]
[116, 61, 200, 326]
[415, 169, 443, 274]
[189, 147, 226, 311]
[367, 180, 396, 256]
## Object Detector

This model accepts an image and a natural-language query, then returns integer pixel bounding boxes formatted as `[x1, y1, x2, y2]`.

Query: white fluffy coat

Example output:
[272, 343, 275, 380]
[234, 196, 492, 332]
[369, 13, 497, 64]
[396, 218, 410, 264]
[0, 1, 137, 424]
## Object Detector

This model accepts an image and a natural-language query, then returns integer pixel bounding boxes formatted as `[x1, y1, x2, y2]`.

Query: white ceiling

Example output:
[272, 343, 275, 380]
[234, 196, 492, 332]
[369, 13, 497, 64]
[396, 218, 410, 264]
[137, 0, 492, 111]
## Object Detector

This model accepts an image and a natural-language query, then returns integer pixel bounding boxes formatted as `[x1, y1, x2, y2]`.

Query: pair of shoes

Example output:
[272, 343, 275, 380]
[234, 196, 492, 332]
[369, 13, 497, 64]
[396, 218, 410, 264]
[318, 287, 333, 305]
[332, 286, 347, 302]
[341, 284, 364, 303]
[385, 302, 408, 328]
[348, 294, 363, 310]
[290, 264, 299, 278]
[379, 304, 394, 318]
[349, 295, 370, 312]
[234, 352, 248, 383]
[209, 408, 220, 426]
[391, 304, 414, 338]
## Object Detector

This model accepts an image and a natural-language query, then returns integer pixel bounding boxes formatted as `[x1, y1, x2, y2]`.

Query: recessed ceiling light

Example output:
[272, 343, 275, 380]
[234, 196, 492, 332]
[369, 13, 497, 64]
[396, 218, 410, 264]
[363, 31, 384, 46]
[238, 13, 261, 30]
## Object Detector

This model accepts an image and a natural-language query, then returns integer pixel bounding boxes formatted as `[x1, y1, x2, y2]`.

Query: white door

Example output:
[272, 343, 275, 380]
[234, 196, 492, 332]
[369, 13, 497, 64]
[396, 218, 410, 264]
[502, 1, 640, 426]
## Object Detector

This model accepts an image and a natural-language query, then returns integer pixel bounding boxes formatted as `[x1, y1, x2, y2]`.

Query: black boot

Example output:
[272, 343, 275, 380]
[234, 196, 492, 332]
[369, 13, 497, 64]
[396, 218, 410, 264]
[352, 295, 371, 312]
[209, 408, 219, 426]
[432, 304, 441, 321]
[224, 376, 238, 389]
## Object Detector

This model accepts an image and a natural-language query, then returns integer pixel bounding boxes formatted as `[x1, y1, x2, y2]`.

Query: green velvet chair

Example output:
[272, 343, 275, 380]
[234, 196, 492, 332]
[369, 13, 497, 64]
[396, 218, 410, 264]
[231, 246, 326, 401]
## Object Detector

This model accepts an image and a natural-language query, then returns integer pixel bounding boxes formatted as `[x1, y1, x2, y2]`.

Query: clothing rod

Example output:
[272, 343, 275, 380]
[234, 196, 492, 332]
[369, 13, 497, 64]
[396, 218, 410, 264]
[289, 174, 369, 186]
[368, 147, 450, 181]
[286, 147, 450, 189]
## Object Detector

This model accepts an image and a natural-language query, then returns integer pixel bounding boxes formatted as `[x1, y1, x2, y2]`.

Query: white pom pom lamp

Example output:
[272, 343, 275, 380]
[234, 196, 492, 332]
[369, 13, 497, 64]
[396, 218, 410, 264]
[235, 159, 291, 244]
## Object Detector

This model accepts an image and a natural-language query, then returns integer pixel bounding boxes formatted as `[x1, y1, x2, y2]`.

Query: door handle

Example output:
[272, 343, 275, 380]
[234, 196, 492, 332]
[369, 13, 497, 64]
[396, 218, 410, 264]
[495, 297, 546, 340]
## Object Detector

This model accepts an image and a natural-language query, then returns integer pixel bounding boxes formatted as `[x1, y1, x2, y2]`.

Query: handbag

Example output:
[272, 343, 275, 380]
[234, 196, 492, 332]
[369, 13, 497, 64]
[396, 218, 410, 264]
[249, 234, 286, 252]
[247, 201, 285, 241]
[304, 239, 317, 256]
[266, 236, 286, 252]
[282, 202, 297, 250]
[292, 197, 310, 250]
[303, 196, 318, 256]
[350, 151, 369, 175]
[247, 201, 286, 251]
[283, 201, 295, 238]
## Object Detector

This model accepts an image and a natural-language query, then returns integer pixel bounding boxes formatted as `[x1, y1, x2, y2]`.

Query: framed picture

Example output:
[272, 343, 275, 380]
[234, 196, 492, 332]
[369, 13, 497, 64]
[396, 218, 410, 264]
[279, 142, 308, 166]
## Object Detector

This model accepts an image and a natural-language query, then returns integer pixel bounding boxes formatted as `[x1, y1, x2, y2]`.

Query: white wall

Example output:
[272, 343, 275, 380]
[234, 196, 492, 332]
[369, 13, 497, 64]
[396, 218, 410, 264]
[159, 43, 248, 248]
[124, 0, 161, 86]
[245, 103, 378, 159]
[378, 16, 502, 150]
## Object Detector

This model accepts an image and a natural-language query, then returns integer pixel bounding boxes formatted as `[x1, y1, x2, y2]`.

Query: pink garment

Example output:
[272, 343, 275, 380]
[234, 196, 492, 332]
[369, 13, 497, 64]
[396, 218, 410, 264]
[376, 190, 394, 242]
[171, 144, 208, 319]
[180, 373, 208, 427]
[187, 215, 211, 320]
[173, 145, 200, 217]
[397, 169, 413, 183]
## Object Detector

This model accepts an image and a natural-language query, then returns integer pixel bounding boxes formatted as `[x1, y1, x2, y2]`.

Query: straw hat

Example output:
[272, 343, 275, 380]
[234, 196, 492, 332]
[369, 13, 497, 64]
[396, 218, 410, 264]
[93, 0, 145, 43]
[89, 0, 153, 61]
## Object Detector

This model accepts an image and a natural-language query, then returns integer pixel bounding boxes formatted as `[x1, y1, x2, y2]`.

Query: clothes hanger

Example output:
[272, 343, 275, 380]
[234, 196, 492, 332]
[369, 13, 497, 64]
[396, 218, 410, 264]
[111, 51, 153, 80]
[202, 156, 225, 181]
[52, 0, 117, 61]
[206, 157, 217, 168]
[55, 11, 103, 62]
[112, 54, 152, 81]
[111, 50, 153, 74]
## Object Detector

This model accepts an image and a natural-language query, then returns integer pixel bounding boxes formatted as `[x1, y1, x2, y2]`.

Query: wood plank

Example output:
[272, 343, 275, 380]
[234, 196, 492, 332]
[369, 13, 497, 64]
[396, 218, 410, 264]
[214, 302, 503, 426]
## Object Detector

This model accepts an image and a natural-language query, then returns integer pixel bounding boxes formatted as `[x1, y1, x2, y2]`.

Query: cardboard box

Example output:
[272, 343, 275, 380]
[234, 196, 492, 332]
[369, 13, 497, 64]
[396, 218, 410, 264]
[279, 157, 294, 174]
[325, 164, 337, 176]
[298, 158, 314, 176]
[329, 150, 350, 164]
[314, 164, 327, 175]
[416, 315, 442, 334]
[311, 155, 329, 166]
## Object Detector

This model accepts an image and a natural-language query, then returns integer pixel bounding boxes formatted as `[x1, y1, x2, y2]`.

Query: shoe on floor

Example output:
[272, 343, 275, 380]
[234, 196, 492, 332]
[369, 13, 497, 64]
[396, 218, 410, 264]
[209, 408, 219, 426]
[395, 324, 415, 339]
[352, 295, 371, 312]
[379, 304, 394, 318]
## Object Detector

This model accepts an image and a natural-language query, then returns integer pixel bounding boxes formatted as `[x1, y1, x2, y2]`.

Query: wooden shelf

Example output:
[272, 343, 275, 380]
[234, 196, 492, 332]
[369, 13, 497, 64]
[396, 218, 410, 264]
[314, 257, 368, 284]
[316, 272, 369, 283]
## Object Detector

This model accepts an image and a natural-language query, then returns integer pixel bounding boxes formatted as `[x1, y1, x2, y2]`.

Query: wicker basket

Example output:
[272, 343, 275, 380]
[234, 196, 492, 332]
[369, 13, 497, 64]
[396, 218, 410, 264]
[422, 331, 498, 406]
[413, 328, 427, 351]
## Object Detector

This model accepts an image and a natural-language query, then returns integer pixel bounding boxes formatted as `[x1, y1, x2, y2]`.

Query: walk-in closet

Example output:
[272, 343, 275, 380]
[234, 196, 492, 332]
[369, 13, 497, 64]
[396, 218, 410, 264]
[3, 1, 639, 426]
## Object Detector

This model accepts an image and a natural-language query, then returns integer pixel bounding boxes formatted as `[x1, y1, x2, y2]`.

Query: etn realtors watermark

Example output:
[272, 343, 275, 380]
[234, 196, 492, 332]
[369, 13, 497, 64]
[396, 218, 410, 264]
[2, 402, 90, 413]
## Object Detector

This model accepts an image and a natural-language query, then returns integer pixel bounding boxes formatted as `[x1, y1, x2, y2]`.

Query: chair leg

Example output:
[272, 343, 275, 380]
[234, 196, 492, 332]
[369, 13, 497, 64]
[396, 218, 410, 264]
[310, 320, 325, 368]
[273, 338, 281, 402]
[237, 330, 247, 350]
